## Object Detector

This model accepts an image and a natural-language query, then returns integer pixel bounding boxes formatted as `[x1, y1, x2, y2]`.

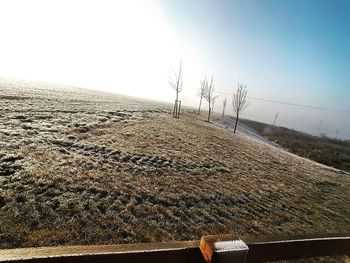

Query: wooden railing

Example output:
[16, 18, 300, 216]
[0, 234, 349, 262]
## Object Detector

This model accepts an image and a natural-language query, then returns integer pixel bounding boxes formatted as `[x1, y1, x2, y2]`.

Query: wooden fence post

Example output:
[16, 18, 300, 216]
[200, 234, 249, 263]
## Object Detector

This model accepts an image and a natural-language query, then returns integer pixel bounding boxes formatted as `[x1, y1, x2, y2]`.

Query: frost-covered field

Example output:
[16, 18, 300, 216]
[0, 79, 169, 177]
[0, 79, 349, 257]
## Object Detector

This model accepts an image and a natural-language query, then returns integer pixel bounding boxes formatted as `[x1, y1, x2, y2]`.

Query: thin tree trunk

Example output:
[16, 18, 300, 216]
[175, 102, 178, 118]
[234, 113, 239, 133]
[208, 107, 211, 122]
[178, 101, 181, 118]
[198, 96, 202, 115]
[174, 90, 179, 118]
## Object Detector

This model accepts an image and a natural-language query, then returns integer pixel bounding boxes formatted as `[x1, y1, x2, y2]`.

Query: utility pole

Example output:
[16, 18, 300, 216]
[273, 112, 279, 126]
[318, 120, 322, 136]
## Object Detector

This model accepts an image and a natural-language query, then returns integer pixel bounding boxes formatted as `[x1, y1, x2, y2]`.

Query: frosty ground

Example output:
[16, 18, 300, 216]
[0, 79, 349, 252]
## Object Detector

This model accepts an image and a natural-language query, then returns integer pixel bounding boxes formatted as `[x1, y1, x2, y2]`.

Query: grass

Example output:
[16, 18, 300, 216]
[239, 118, 350, 173]
[0, 80, 349, 263]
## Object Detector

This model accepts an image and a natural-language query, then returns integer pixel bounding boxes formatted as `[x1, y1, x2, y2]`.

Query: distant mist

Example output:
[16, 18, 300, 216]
[241, 100, 350, 140]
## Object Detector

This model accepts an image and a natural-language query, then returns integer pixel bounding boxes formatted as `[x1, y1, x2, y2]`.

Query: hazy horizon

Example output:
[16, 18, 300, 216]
[1, 77, 349, 140]
[0, 0, 349, 139]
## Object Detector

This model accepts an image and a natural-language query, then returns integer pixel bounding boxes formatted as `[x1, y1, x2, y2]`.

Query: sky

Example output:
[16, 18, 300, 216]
[0, 0, 349, 139]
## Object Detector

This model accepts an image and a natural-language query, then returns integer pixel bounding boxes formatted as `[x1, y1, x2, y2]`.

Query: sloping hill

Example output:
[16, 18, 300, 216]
[236, 117, 350, 173]
[0, 80, 349, 250]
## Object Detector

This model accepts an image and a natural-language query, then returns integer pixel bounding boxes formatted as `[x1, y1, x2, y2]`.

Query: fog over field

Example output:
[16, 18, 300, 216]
[241, 100, 350, 140]
[0, 1, 349, 140]
[2, 77, 348, 141]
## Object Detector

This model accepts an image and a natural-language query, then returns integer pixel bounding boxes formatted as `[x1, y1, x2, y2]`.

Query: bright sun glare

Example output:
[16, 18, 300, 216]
[0, 0, 190, 101]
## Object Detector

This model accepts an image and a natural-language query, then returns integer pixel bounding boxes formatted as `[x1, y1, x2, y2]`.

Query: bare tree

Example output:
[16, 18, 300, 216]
[222, 97, 227, 122]
[232, 83, 249, 133]
[203, 76, 215, 122]
[169, 60, 183, 118]
[198, 77, 207, 114]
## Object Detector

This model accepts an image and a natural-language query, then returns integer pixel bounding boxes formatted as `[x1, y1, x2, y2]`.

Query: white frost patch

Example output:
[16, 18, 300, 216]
[214, 240, 249, 252]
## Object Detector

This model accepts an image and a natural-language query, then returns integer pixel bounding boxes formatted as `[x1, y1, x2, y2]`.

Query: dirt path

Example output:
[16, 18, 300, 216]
[213, 115, 278, 148]
[213, 115, 350, 176]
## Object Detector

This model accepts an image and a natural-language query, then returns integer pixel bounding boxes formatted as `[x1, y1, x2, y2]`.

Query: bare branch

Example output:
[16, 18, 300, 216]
[169, 60, 183, 95]
[198, 76, 208, 114]
[232, 83, 249, 133]
[203, 76, 214, 104]
[198, 76, 207, 98]
[203, 76, 215, 122]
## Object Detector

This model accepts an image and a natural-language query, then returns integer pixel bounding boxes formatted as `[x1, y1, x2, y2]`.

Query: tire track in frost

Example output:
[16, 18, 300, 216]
[49, 139, 230, 173]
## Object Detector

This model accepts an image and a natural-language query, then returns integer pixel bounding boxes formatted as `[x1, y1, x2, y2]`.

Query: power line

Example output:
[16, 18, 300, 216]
[214, 90, 350, 113]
